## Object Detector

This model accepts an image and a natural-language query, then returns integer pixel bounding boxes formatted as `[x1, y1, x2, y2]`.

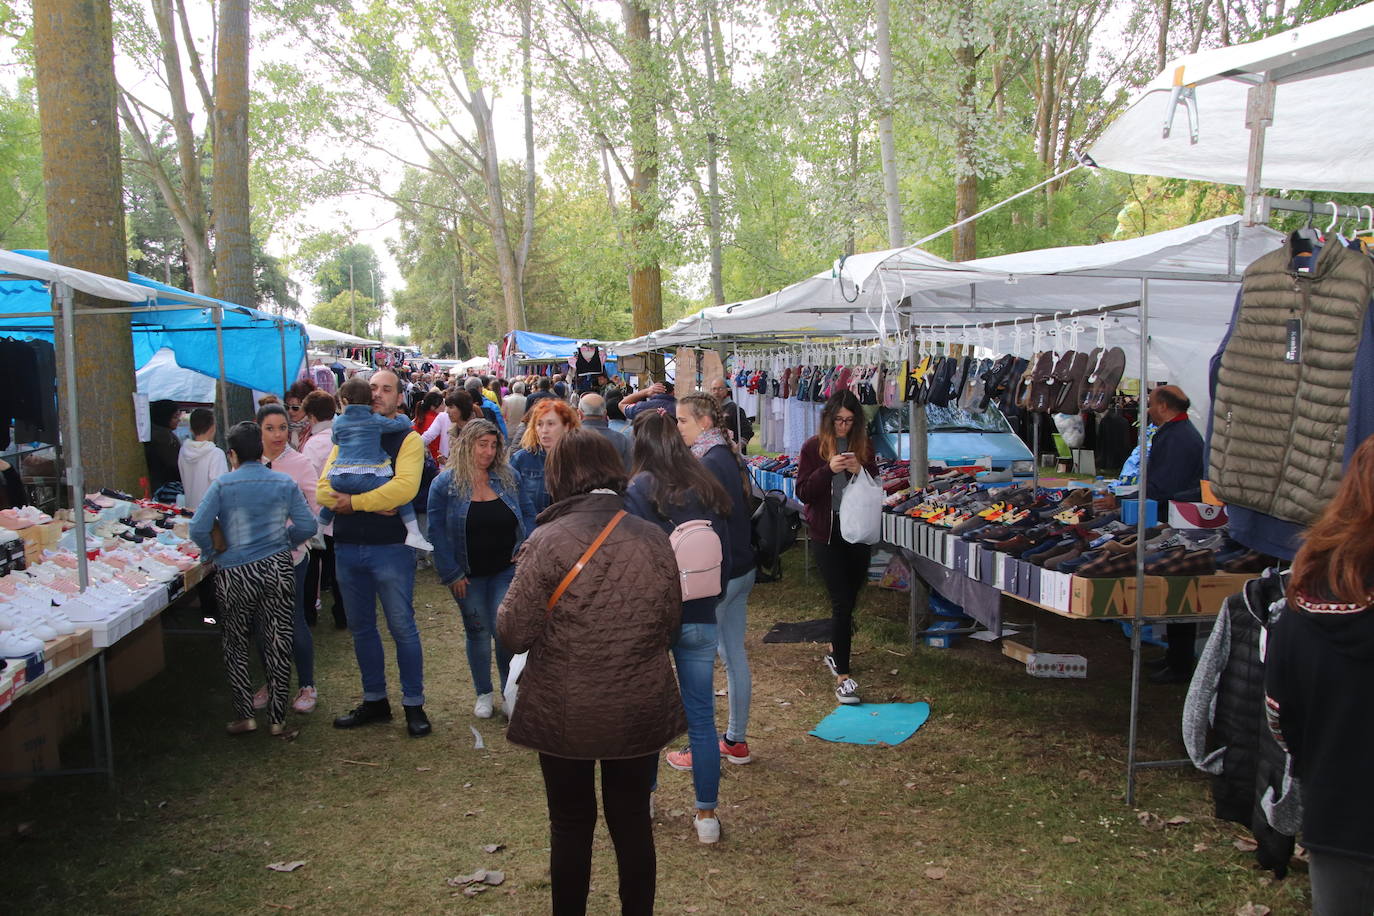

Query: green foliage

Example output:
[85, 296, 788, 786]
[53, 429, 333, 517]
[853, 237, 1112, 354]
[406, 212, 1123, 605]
[0, 81, 46, 249]
[310, 290, 380, 338]
[308, 241, 385, 307]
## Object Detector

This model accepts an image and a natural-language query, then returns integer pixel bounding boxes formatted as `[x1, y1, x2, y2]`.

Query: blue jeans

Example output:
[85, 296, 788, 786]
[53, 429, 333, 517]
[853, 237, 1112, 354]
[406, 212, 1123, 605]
[292, 555, 313, 688]
[716, 570, 755, 743]
[457, 565, 515, 696]
[673, 622, 720, 810]
[335, 542, 425, 706]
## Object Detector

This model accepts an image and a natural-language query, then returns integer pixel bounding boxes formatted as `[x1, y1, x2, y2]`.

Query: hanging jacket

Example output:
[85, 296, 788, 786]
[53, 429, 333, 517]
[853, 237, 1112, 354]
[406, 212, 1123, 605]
[1183, 568, 1299, 877]
[1209, 236, 1374, 527]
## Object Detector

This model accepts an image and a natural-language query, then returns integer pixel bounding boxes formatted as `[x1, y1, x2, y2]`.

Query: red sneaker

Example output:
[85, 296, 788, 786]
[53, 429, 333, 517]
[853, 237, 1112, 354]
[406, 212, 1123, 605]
[719, 738, 753, 765]
[666, 748, 693, 771]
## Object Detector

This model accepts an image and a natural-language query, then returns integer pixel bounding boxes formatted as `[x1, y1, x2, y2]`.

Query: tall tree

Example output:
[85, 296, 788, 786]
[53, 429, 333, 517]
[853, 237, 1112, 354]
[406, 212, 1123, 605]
[33, 0, 144, 491]
[213, 0, 252, 308]
[0, 82, 47, 248]
[622, 0, 664, 343]
[875, 0, 903, 247]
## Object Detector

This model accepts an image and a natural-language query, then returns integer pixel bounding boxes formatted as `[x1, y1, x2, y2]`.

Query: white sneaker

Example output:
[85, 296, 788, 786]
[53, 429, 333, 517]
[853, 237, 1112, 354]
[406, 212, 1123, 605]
[693, 815, 721, 844]
[835, 678, 862, 705]
[473, 692, 495, 718]
[404, 532, 435, 551]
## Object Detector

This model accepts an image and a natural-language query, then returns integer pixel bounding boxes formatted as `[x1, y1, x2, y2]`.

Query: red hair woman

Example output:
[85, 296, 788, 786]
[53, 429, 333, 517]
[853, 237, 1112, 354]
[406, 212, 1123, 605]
[510, 398, 580, 531]
[1266, 434, 1374, 915]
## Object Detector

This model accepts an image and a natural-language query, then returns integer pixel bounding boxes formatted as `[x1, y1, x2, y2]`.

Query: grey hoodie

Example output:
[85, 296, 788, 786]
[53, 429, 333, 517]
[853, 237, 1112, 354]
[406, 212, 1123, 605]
[178, 439, 228, 511]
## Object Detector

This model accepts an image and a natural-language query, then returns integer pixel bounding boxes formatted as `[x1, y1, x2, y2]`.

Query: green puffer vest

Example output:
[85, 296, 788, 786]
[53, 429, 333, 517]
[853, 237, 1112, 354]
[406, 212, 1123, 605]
[1214, 240, 1374, 527]
[1209, 238, 1374, 526]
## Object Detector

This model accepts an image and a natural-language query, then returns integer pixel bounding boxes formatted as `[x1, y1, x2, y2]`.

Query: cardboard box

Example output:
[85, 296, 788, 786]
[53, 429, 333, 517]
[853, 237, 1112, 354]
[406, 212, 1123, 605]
[1002, 556, 1020, 595]
[1168, 501, 1229, 530]
[1153, 572, 1253, 617]
[47, 670, 91, 738]
[105, 618, 166, 697]
[0, 689, 60, 790]
[1027, 652, 1088, 678]
[1001, 639, 1033, 663]
[953, 539, 970, 574]
[36, 521, 64, 548]
[1067, 575, 1166, 618]
[1040, 570, 1073, 611]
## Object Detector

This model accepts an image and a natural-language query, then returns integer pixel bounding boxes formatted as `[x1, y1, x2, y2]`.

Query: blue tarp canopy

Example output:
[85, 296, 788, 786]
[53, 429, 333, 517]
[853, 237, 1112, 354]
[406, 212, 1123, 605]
[0, 249, 308, 395]
[509, 330, 616, 366]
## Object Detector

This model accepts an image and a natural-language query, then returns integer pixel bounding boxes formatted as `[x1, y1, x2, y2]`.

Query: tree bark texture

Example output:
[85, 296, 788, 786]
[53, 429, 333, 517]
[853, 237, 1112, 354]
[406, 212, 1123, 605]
[213, 0, 257, 420]
[33, 0, 145, 492]
[622, 0, 664, 357]
[701, 0, 724, 307]
[875, 0, 904, 248]
[952, 36, 978, 261]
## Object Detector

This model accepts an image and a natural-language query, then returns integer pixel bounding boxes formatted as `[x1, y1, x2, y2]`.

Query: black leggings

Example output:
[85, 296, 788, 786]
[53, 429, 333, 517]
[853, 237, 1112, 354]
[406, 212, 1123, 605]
[814, 522, 871, 676]
[307, 535, 346, 625]
[538, 752, 658, 916]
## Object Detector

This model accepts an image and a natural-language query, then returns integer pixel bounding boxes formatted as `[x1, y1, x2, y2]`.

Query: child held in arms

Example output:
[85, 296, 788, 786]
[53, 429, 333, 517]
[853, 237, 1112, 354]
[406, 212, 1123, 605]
[318, 377, 433, 551]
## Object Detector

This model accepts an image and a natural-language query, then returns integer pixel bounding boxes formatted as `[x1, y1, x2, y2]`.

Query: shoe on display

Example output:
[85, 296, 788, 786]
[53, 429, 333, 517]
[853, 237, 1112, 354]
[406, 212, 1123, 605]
[292, 686, 318, 714]
[835, 678, 861, 705]
[719, 738, 753, 765]
[666, 747, 693, 771]
[0, 629, 44, 657]
[404, 704, 432, 738]
[693, 815, 721, 844]
[334, 698, 393, 729]
[473, 692, 495, 719]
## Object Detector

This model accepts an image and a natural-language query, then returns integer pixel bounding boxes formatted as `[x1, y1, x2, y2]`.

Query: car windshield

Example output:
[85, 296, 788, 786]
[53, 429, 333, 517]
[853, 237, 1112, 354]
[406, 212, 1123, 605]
[924, 403, 1014, 434]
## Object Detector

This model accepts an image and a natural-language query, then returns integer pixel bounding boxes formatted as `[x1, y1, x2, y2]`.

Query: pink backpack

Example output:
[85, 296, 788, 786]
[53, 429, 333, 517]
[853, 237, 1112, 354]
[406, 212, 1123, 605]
[669, 519, 723, 601]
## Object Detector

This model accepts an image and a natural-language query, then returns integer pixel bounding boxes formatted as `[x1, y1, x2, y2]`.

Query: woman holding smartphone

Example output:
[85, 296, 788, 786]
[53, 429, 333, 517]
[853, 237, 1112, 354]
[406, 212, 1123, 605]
[796, 390, 878, 705]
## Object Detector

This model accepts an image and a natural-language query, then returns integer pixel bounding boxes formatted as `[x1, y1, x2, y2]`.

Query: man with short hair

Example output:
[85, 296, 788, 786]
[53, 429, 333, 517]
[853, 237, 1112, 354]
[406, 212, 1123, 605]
[463, 376, 508, 440]
[578, 393, 632, 470]
[709, 377, 753, 450]
[318, 369, 432, 737]
[178, 407, 228, 511]
[524, 376, 555, 416]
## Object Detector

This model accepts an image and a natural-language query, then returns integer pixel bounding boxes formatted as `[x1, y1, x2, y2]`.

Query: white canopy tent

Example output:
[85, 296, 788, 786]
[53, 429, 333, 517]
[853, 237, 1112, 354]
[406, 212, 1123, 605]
[1087, 4, 1374, 217]
[613, 215, 1284, 424]
[302, 322, 382, 346]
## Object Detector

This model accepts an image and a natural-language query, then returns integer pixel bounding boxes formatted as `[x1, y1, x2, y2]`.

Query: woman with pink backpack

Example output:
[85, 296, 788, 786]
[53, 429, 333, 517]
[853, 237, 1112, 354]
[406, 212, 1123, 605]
[624, 408, 732, 844]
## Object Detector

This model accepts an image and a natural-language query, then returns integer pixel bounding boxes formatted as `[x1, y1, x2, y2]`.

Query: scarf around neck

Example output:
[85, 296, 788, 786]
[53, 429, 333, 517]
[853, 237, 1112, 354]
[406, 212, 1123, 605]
[690, 426, 729, 459]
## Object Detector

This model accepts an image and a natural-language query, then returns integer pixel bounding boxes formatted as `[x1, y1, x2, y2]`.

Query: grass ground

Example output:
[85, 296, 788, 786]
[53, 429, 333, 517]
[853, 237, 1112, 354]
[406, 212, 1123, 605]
[2, 551, 1309, 915]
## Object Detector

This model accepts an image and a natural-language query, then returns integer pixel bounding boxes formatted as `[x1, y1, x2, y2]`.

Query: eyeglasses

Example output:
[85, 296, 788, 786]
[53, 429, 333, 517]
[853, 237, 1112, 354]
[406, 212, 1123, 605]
[834, 415, 855, 425]
[286, 403, 303, 411]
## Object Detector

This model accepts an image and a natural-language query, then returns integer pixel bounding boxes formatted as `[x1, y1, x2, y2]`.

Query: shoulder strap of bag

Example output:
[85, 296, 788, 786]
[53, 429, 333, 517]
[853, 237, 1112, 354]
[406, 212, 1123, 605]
[545, 510, 627, 616]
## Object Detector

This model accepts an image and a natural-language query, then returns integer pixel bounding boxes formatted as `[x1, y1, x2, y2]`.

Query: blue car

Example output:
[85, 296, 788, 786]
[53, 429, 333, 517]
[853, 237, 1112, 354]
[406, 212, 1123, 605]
[871, 404, 1035, 476]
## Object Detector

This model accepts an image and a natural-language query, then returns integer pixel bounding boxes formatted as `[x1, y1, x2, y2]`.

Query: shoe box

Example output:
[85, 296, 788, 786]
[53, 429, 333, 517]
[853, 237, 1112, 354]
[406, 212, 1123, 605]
[105, 617, 166, 698]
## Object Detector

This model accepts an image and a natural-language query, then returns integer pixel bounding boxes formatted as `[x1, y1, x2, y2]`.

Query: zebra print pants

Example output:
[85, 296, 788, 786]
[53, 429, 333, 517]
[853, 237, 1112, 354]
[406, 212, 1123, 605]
[216, 550, 296, 726]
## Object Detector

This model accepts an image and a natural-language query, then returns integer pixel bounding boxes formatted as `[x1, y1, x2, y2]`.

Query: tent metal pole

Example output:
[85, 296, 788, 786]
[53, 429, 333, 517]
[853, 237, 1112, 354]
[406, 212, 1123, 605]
[1242, 79, 1276, 225]
[214, 307, 229, 434]
[1127, 277, 1151, 807]
[278, 318, 288, 395]
[907, 314, 930, 649]
[58, 282, 88, 592]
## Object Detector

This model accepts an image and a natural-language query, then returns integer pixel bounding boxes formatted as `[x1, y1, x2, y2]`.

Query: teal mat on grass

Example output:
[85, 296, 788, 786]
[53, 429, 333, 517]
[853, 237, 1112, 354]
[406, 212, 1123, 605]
[808, 702, 932, 746]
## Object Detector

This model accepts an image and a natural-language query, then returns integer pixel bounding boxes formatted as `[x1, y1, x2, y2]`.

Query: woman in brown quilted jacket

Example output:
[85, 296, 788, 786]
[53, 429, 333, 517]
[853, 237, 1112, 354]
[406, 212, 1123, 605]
[497, 428, 685, 916]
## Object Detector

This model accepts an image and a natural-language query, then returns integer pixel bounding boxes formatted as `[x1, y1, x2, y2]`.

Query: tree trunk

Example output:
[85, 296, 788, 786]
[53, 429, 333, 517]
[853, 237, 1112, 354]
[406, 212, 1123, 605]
[952, 35, 978, 261]
[33, 0, 145, 492]
[701, 0, 725, 306]
[1157, 0, 1173, 72]
[875, 0, 903, 248]
[622, 0, 664, 363]
[471, 85, 523, 334]
[518, 0, 536, 330]
[151, 0, 212, 294]
[213, 0, 257, 419]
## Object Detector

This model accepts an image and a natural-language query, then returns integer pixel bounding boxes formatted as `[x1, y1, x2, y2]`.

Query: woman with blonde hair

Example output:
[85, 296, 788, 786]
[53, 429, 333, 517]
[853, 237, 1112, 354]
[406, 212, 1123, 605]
[510, 398, 580, 531]
[428, 419, 536, 718]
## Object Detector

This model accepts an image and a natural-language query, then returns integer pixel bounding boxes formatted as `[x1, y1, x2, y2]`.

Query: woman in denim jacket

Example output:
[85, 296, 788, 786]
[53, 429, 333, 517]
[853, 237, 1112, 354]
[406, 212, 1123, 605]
[428, 419, 536, 719]
[509, 399, 579, 532]
[189, 421, 317, 738]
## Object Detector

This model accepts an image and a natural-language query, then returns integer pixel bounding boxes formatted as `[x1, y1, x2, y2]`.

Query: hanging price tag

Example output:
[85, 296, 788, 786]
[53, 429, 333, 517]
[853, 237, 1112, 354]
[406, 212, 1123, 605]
[1284, 318, 1302, 364]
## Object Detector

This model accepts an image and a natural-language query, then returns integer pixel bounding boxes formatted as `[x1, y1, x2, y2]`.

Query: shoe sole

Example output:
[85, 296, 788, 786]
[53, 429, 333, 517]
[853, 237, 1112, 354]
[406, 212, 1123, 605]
[666, 757, 693, 772]
[722, 753, 753, 765]
[836, 696, 862, 705]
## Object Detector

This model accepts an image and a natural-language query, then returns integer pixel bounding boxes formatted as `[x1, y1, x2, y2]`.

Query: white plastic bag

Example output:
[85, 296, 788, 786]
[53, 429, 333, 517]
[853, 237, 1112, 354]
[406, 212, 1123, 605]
[839, 468, 884, 545]
[503, 651, 528, 716]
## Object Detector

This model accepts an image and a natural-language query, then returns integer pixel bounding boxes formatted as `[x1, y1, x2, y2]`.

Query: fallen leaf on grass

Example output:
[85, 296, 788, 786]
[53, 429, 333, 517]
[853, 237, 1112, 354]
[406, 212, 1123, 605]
[462, 885, 488, 898]
[416, 767, 432, 773]
[266, 861, 306, 873]
[463, 782, 473, 788]
[1076, 770, 1092, 781]
[482, 843, 504, 853]
[904, 782, 917, 790]
[264, 904, 296, 911]
[890, 669, 899, 676]
[470, 726, 486, 749]
[1233, 837, 1259, 852]
[1235, 904, 1270, 916]
[168, 867, 186, 876]
[1165, 815, 1191, 827]
[924, 866, 947, 880]
[1060, 836, 1079, 845]
[340, 759, 381, 768]
[447, 868, 505, 887]
[1193, 843, 1209, 853]
[1136, 811, 1164, 829]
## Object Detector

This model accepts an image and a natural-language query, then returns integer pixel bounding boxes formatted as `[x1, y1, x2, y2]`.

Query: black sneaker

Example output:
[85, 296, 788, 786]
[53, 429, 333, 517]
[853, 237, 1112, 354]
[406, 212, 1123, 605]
[404, 705, 432, 738]
[333, 698, 392, 729]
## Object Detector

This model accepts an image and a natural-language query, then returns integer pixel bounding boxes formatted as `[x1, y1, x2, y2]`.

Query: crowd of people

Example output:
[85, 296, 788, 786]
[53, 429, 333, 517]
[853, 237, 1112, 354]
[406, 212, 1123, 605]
[171, 362, 791, 914]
